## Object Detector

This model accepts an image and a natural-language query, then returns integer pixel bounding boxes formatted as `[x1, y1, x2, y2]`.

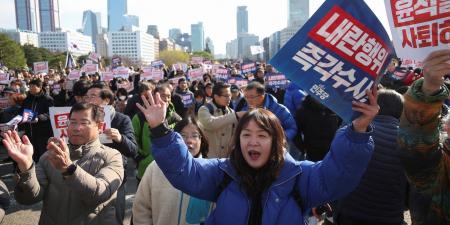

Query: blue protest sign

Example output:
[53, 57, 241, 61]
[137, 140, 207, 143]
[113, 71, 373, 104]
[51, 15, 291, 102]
[270, 0, 394, 122]
[266, 73, 289, 89]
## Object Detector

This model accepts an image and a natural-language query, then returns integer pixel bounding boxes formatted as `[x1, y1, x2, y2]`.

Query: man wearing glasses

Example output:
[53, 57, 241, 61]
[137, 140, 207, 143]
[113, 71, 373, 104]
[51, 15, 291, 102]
[2, 103, 124, 225]
[198, 82, 246, 158]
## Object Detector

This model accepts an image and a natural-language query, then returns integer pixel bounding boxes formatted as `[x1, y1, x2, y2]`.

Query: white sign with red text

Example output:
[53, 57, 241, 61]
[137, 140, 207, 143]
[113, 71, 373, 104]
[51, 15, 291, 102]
[385, 0, 450, 60]
[33, 61, 48, 73]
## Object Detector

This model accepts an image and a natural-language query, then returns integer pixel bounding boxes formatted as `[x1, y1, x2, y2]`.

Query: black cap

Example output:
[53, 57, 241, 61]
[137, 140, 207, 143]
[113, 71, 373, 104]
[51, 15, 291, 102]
[230, 84, 239, 92]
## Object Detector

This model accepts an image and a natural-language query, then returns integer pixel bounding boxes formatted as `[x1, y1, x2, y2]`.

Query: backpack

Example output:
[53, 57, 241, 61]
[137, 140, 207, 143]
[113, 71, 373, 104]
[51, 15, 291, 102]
[216, 173, 303, 211]
[205, 102, 215, 115]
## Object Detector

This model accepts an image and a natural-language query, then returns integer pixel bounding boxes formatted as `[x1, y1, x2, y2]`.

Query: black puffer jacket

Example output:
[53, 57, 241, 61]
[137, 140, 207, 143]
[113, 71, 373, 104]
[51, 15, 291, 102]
[19, 91, 54, 161]
[336, 115, 407, 224]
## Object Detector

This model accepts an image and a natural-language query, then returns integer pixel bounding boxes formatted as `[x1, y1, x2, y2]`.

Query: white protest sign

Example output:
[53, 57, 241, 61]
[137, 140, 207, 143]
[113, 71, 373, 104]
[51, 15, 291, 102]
[385, 0, 450, 61]
[188, 68, 204, 81]
[82, 64, 98, 75]
[68, 70, 81, 80]
[101, 72, 114, 82]
[0, 72, 9, 85]
[33, 61, 49, 73]
[49, 106, 112, 143]
[113, 66, 130, 79]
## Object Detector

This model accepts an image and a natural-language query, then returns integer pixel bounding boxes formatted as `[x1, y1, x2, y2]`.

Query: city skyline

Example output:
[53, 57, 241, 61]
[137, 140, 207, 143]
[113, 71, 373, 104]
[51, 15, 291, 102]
[0, 0, 390, 55]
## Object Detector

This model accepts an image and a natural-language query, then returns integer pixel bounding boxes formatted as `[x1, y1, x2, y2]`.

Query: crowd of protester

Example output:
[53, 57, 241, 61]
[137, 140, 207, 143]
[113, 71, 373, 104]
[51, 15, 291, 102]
[0, 49, 448, 225]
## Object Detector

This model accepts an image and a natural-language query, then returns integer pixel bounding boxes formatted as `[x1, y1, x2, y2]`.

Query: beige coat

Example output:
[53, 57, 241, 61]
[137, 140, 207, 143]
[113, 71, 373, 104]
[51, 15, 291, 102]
[133, 161, 209, 225]
[197, 103, 238, 158]
[14, 139, 124, 225]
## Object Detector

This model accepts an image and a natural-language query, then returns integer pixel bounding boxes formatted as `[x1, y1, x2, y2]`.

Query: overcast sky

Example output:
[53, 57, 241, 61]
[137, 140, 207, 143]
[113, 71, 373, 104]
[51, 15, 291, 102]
[0, 0, 390, 55]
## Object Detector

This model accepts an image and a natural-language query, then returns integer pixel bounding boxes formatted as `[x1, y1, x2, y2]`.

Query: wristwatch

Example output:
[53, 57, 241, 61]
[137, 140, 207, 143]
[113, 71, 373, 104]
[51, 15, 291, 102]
[62, 164, 77, 177]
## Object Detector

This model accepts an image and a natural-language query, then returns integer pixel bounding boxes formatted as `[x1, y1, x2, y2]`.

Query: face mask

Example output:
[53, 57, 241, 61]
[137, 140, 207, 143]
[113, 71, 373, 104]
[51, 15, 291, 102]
[119, 96, 126, 101]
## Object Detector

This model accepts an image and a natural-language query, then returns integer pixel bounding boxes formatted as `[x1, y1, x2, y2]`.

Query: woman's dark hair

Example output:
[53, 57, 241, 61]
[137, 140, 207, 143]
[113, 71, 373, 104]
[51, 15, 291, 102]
[174, 116, 209, 158]
[29, 79, 43, 88]
[69, 103, 105, 123]
[90, 81, 109, 90]
[377, 88, 404, 119]
[73, 80, 92, 97]
[229, 108, 286, 225]
[99, 89, 115, 105]
[116, 88, 128, 98]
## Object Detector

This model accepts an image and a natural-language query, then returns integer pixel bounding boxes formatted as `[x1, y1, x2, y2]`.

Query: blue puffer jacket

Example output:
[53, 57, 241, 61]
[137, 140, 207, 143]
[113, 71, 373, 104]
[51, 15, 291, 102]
[283, 83, 307, 116]
[152, 125, 374, 225]
[240, 94, 298, 141]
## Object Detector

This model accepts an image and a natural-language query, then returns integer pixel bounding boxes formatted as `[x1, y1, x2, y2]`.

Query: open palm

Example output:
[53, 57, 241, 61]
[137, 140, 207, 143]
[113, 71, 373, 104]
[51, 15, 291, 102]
[2, 130, 33, 171]
[136, 91, 167, 128]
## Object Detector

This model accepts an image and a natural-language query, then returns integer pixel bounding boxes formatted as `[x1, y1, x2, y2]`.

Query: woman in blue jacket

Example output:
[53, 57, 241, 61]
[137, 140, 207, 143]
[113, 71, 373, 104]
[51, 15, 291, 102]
[136, 88, 379, 225]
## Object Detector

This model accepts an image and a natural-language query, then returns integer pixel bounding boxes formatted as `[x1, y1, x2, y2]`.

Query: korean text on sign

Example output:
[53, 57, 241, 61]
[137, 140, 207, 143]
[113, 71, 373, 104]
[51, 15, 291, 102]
[385, 0, 450, 60]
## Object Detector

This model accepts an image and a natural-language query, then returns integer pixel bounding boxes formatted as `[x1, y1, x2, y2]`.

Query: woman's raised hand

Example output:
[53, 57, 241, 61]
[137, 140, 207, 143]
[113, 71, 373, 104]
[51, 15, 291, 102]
[136, 91, 167, 128]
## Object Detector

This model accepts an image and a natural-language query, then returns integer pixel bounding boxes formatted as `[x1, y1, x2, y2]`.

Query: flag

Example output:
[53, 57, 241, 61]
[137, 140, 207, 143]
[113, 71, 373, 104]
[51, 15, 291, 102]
[65, 52, 77, 69]
[250, 45, 265, 55]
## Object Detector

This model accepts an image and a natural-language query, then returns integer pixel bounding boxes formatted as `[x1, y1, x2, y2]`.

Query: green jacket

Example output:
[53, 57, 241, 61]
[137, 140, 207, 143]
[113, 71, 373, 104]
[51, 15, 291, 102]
[132, 103, 181, 180]
[398, 78, 450, 225]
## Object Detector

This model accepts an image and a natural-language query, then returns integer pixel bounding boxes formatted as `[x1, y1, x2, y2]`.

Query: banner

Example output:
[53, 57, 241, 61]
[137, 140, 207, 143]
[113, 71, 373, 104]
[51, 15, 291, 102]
[49, 106, 112, 143]
[241, 63, 256, 74]
[270, 0, 395, 122]
[68, 70, 81, 80]
[111, 56, 122, 69]
[402, 58, 423, 68]
[188, 68, 204, 81]
[266, 73, 289, 89]
[101, 72, 114, 82]
[113, 66, 130, 79]
[385, 0, 450, 61]
[33, 61, 49, 73]
[82, 64, 98, 75]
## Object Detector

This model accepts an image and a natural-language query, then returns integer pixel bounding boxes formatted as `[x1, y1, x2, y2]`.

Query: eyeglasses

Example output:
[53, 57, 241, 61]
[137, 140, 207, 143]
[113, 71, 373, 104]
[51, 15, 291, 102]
[180, 133, 202, 140]
[219, 94, 232, 98]
[67, 120, 93, 128]
[245, 94, 263, 100]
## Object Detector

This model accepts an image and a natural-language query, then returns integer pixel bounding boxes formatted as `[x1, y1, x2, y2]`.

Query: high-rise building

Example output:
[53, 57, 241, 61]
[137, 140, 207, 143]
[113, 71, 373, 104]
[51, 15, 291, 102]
[96, 33, 109, 57]
[288, 0, 309, 27]
[108, 31, 155, 65]
[39, 31, 94, 56]
[236, 6, 248, 36]
[238, 33, 259, 59]
[107, 0, 127, 31]
[205, 37, 214, 55]
[169, 28, 181, 41]
[122, 14, 139, 30]
[147, 25, 159, 39]
[15, 0, 40, 32]
[269, 31, 281, 59]
[226, 39, 238, 59]
[190, 22, 204, 52]
[39, 0, 60, 32]
[82, 10, 100, 46]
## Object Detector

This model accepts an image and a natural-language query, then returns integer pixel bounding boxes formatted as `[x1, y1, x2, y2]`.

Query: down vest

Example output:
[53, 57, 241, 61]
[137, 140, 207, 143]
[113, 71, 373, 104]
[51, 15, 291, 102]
[152, 125, 374, 225]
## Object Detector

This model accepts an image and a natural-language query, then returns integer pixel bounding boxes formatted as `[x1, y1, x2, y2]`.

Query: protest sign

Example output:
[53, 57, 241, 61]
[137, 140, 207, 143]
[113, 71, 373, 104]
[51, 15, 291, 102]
[151, 60, 165, 68]
[169, 76, 184, 89]
[49, 106, 112, 143]
[270, 0, 395, 122]
[0, 72, 9, 85]
[172, 63, 188, 72]
[101, 71, 114, 82]
[188, 68, 204, 81]
[117, 80, 134, 92]
[213, 68, 229, 82]
[401, 58, 423, 68]
[234, 77, 249, 88]
[113, 66, 130, 79]
[33, 61, 49, 73]
[266, 73, 289, 89]
[241, 63, 257, 74]
[250, 45, 265, 55]
[180, 93, 194, 107]
[385, 0, 450, 61]
[142, 67, 164, 81]
[88, 52, 100, 63]
[82, 64, 98, 75]
[68, 70, 81, 80]
[111, 56, 122, 69]
[191, 56, 203, 65]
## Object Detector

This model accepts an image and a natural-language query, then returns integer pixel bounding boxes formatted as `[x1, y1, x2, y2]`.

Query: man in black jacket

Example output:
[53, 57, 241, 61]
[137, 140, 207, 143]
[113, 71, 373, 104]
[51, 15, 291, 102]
[20, 79, 54, 162]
